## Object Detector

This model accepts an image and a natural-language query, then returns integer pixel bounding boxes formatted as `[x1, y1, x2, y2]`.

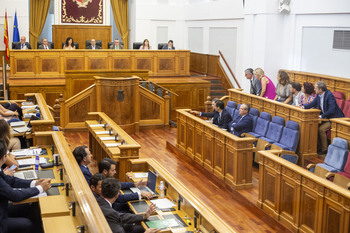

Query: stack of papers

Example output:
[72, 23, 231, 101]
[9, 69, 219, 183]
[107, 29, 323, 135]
[95, 131, 110, 135]
[134, 173, 148, 178]
[90, 124, 105, 127]
[11, 148, 42, 157]
[105, 143, 121, 147]
[17, 157, 47, 166]
[21, 105, 38, 110]
[10, 121, 25, 127]
[12, 127, 31, 133]
[150, 199, 176, 209]
[100, 136, 115, 141]
[24, 113, 37, 119]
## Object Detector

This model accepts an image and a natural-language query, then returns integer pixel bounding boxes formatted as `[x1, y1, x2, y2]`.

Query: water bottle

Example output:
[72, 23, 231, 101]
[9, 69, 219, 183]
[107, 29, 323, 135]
[159, 181, 165, 198]
[35, 152, 39, 172]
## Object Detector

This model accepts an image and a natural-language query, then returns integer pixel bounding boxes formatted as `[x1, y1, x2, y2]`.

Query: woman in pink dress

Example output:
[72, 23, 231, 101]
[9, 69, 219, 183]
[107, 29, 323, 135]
[254, 68, 276, 100]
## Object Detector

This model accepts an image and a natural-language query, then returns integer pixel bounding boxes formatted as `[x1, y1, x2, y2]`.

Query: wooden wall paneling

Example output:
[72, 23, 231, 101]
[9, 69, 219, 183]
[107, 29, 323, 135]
[322, 197, 345, 233]
[177, 109, 255, 190]
[38, 51, 61, 76]
[157, 53, 175, 76]
[194, 121, 204, 165]
[52, 25, 112, 49]
[87, 51, 108, 70]
[207, 54, 219, 76]
[10, 51, 36, 77]
[213, 131, 225, 180]
[331, 118, 350, 150]
[203, 127, 215, 173]
[190, 52, 208, 74]
[64, 52, 85, 71]
[299, 180, 320, 233]
[186, 117, 195, 159]
[111, 51, 132, 70]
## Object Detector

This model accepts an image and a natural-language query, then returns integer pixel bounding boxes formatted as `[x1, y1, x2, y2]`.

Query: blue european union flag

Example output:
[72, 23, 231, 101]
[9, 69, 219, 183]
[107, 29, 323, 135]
[13, 11, 20, 42]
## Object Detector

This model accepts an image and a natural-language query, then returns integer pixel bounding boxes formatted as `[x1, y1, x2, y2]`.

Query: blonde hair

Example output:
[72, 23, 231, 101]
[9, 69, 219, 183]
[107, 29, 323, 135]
[254, 68, 265, 79]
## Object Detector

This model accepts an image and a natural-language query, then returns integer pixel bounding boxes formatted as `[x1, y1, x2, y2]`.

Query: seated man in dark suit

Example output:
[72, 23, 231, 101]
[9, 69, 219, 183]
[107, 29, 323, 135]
[38, 38, 51, 50]
[86, 38, 101, 49]
[99, 158, 153, 212]
[73, 146, 93, 183]
[97, 178, 159, 233]
[90, 173, 105, 198]
[109, 39, 123, 50]
[14, 36, 32, 50]
[303, 81, 344, 154]
[191, 100, 232, 130]
[228, 103, 253, 137]
[162, 40, 175, 50]
[0, 140, 51, 233]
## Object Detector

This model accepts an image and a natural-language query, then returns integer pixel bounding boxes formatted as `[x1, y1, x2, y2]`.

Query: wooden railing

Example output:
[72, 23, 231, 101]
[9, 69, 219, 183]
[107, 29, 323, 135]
[190, 52, 234, 90]
[282, 69, 350, 100]
[331, 118, 350, 150]
[129, 158, 237, 233]
[86, 112, 140, 182]
[176, 109, 256, 189]
[229, 88, 321, 166]
[35, 131, 112, 233]
[258, 149, 350, 233]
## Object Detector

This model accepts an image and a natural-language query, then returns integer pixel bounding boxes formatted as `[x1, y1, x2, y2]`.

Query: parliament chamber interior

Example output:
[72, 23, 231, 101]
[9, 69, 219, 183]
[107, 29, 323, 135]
[0, 0, 350, 233]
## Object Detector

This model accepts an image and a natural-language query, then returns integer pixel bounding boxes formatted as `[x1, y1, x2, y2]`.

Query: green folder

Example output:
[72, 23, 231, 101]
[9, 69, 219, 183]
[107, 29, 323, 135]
[146, 218, 180, 229]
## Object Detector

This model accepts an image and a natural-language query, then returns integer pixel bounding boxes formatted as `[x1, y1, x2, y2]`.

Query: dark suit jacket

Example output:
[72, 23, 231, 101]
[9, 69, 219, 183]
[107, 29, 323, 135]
[79, 164, 92, 184]
[228, 114, 253, 137]
[38, 44, 51, 50]
[14, 42, 32, 50]
[162, 45, 175, 50]
[115, 182, 138, 206]
[97, 196, 143, 233]
[86, 45, 102, 49]
[109, 44, 124, 50]
[304, 90, 344, 119]
[202, 109, 232, 130]
[250, 76, 262, 95]
[0, 170, 39, 233]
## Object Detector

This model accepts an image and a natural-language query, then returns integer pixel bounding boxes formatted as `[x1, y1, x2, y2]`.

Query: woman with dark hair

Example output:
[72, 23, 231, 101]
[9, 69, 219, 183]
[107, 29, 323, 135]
[139, 39, 152, 50]
[299, 82, 316, 106]
[63, 37, 76, 50]
[274, 70, 292, 104]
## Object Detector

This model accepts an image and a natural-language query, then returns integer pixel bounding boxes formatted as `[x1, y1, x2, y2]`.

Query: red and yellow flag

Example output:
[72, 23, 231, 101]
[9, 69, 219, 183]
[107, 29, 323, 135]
[4, 10, 10, 61]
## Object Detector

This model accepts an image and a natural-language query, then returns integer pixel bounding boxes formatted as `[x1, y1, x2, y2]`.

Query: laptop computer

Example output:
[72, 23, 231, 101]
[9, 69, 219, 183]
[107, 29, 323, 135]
[130, 170, 158, 195]
[14, 170, 38, 180]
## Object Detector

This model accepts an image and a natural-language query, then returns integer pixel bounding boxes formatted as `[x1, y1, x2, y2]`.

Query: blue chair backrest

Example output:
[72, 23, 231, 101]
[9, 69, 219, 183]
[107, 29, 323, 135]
[226, 101, 236, 118]
[252, 112, 271, 136]
[265, 116, 285, 142]
[324, 137, 349, 171]
[281, 154, 298, 164]
[234, 104, 241, 119]
[249, 108, 259, 130]
[278, 121, 299, 151]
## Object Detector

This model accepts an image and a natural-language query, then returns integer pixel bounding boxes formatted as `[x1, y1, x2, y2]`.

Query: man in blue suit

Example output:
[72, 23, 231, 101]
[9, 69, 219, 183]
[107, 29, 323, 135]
[73, 146, 93, 183]
[303, 81, 344, 154]
[228, 104, 253, 137]
[0, 140, 51, 233]
[98, 158, 153, 212]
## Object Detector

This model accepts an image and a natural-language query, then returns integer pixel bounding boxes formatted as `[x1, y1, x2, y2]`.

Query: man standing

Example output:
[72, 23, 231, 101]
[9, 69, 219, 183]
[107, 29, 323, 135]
[14, 36, 32, 50]
[303, 81, 344, 154]
[109, 39, 123, 50]
[38, 38, 50, 50]
[86, 39, 101, 49]
[228, 104, 253, 137]
[0, 140, 51, 233]
[290, 82, 302, 106]
[191, 100, 232, 130]
[245, 68, 261, 96]
[162, 40, 175, 50]
[73, 146, 93, 183]
[97, 178, 159, 233]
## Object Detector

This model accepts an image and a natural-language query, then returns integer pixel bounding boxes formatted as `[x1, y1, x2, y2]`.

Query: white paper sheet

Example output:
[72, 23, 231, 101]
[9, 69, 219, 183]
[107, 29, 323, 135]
[105, 143, 121, 147]
[150, 199, 176, 209]
[95, 131, 110, 135]
[100, 136, 116, 141]
[90, 124, 105, 127]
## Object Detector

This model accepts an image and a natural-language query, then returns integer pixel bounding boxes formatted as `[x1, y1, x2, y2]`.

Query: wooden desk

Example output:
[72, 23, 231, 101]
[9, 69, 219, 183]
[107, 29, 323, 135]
[176, 109, 256, 190]
[229, 88, 321, 166]
[128, 158, 237, 233]
[9, 50, 190, 78]
[331, 118, 350, 150]
[258, 150, 350, 233]
[86, 112, 140, 182]
[34, 131, 112, 233]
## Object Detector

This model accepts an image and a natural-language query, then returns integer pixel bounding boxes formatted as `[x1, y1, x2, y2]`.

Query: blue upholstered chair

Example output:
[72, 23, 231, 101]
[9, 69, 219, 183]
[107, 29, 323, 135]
[246, 112, 271, 138]
[225, 101, 236, 118]
[259, 116, 285, 144]
[249, 108, 259, 131]
[308, 137, 348, 173]
[281, 153, 298, 164]
[233, 104, 241, 120]
[272, 120, 299, 152]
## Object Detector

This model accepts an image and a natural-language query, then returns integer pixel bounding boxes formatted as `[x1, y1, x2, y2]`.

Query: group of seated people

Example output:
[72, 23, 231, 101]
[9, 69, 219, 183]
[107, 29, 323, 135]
[14, 35, 175, 51]
[73, 146, 159, 233]
[192, 79, 345, 155]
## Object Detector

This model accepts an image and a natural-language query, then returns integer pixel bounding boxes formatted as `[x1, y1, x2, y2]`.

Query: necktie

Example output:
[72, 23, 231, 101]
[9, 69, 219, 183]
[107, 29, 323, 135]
[21, 44, 24, 49]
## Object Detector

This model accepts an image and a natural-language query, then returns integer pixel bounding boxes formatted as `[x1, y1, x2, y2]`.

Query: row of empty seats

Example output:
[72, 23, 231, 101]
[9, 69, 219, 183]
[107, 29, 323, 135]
[226, 101, 300, 164]
[308, 137, 350, 190]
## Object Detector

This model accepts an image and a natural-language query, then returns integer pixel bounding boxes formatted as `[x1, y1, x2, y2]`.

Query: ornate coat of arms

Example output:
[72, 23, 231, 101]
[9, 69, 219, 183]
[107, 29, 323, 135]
[61, 0, 103, 24]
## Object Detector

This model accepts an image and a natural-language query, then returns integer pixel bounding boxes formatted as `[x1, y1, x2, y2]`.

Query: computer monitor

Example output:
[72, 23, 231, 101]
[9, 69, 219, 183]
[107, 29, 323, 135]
[147, 170, 158, 192]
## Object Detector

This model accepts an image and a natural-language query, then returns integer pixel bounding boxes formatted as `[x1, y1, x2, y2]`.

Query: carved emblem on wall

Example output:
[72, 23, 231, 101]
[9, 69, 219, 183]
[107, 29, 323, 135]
[61, 0, 103, 24]
[117, 90, 124, 102]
